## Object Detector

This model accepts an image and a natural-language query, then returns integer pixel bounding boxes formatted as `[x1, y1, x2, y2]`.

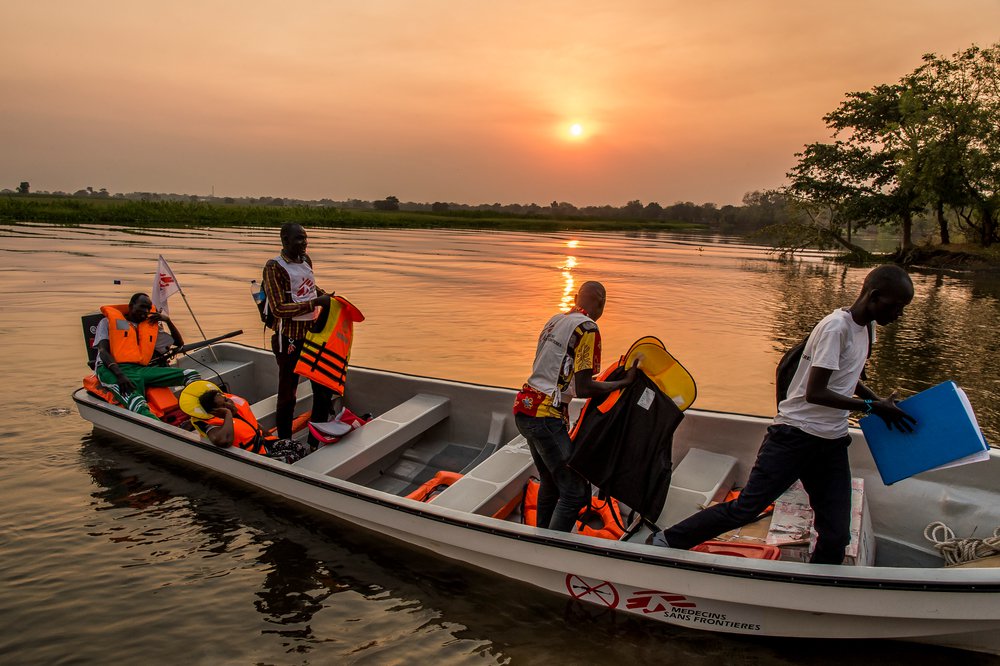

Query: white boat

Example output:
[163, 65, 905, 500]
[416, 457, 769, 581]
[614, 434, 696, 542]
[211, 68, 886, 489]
[73, 342, 1000, 655]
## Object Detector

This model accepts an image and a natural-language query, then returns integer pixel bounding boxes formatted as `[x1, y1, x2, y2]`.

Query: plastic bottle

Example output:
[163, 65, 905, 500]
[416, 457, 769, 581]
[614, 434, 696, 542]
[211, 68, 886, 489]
[250, 279, 265, 304]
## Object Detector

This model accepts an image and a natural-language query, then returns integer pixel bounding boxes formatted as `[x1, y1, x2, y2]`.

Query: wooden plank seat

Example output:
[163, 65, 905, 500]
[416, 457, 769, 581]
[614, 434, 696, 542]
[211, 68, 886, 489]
[429, 435, 535, 517]
[293, 393, 450, 478]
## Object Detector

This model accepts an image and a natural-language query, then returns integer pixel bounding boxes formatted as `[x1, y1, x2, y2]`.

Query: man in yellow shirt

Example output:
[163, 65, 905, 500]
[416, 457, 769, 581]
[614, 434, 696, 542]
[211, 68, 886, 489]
[513, 281, 637, 532]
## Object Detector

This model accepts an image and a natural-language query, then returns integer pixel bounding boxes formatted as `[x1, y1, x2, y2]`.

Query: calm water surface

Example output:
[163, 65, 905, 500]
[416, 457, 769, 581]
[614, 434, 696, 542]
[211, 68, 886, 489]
[1, 223, 999, 665]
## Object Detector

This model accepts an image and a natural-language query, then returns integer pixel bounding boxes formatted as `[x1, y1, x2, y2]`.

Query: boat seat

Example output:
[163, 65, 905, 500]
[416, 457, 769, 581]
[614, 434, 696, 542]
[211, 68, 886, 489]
[293, 393, 450, 478]
[429, 434, 535, 517]
[250, 381, 312, 422]
[655, 447, 739, 527]
[176, 357, 255, 393]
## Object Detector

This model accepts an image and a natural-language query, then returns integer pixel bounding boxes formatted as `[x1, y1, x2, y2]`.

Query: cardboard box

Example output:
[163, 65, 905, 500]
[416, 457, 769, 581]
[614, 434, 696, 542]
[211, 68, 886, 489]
[714, 479, 874, 566]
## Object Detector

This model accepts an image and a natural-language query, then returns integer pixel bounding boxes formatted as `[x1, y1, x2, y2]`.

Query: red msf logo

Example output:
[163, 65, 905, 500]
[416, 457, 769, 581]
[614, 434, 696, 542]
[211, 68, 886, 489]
[625, 590, 697, 614]
[295, 279, 315, 297]
[158, 274, 175, 289]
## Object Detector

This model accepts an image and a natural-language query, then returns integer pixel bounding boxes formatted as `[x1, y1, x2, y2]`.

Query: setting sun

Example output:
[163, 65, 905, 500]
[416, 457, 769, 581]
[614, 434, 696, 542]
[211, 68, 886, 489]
[569, 123, 584, 138]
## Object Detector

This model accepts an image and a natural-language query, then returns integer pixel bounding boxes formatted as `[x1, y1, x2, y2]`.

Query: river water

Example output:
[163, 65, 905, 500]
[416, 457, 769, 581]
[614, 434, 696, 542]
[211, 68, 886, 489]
[1, 223, 998, 665]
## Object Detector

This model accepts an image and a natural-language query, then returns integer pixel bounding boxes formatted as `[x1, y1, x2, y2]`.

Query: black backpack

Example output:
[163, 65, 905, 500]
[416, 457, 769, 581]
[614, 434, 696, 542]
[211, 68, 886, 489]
[775, 320, 873, 407]
[251, 275, 275, 329]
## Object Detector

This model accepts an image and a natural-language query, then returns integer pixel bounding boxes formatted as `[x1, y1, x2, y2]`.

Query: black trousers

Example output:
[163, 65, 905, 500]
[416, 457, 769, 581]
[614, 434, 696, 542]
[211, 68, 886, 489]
[271, 333, 335, 447]
[661, 424, 853, 564]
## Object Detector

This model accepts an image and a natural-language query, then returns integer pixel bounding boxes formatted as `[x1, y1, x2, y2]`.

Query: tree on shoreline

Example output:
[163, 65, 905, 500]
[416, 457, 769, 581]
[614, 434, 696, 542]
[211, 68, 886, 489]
[781, 42, 1000, 251]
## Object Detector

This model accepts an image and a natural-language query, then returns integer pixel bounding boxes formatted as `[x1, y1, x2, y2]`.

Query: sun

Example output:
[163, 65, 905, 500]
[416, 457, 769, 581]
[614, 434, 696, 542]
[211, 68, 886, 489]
[569, 123, 584, 138]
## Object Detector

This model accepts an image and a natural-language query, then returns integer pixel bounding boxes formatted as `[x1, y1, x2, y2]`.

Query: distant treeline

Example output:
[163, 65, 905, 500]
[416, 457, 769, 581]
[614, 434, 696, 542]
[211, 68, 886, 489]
[0, 191, 785, 234]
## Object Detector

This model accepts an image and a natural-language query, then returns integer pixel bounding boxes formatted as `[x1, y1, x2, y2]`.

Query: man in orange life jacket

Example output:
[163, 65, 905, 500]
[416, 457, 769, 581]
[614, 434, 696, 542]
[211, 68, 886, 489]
[184, 383, 310, 464]
[94, 292, 200, 419]
[262, 223, 335, 448]
[513, 281, 638, 532]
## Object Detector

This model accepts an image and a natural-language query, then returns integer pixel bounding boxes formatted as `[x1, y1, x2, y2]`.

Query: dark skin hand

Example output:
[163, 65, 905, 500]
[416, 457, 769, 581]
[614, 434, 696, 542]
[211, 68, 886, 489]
[574, 359, 640, 399]
[96, 339, 136, 394]
[204, 396, 237, 447]
[147, 311, 185, 348]
[805, 368, 917, 432]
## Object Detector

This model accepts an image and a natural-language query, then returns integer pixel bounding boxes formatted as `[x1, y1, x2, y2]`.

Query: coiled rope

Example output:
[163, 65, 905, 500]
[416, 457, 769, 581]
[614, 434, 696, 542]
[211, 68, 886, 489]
[924, 522, 1000, 566]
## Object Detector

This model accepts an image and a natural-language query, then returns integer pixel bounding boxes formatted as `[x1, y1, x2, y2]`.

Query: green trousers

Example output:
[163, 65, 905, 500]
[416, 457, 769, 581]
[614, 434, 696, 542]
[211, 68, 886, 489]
[96, 363, 200, 419]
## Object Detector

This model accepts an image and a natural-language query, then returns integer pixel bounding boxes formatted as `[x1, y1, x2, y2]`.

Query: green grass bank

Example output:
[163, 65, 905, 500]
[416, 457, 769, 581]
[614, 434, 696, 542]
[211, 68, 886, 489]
[0, 196, 704, 233]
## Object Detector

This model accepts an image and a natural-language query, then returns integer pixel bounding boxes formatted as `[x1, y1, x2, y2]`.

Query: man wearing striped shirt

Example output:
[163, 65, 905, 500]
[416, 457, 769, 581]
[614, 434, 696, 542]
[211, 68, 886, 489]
[262, 223, 334, 447]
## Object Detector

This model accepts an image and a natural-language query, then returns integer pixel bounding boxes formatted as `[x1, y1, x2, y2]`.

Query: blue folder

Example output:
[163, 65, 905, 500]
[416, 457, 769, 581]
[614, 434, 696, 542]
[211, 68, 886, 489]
[859, 381, 989, 485]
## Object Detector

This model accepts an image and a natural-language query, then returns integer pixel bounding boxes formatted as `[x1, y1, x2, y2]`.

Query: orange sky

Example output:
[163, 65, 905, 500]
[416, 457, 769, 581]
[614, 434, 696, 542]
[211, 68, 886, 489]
[3, 1, 999, 206]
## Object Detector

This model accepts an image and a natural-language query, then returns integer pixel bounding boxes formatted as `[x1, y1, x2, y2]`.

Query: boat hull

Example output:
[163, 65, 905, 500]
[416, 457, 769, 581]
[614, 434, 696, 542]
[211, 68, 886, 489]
[74, 343, 1000, 654]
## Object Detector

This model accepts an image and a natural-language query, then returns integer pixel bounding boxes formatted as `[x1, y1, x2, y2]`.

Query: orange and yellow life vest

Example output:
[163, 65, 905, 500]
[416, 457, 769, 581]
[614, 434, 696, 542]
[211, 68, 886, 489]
[193, 394, 269, 455]
[294, 296, 364, 395]
[101, 304, 159, 366]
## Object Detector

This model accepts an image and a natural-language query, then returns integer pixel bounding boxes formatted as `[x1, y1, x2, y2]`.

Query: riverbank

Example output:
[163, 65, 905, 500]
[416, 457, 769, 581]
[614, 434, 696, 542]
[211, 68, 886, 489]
[0, 195, 702, 232]
[887, 244, 1000, 273]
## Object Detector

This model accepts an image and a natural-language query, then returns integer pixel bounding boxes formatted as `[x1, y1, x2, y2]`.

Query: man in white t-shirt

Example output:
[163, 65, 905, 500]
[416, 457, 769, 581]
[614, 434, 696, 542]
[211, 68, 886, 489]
[649, 265, 916, 564]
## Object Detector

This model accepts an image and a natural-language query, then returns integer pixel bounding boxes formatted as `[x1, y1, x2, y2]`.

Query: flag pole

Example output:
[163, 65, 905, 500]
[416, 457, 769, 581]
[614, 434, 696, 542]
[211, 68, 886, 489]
[178, 288, 219, 362]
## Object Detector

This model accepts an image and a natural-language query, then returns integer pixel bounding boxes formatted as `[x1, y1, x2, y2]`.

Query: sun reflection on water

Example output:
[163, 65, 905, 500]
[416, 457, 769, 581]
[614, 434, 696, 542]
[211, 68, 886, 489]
[559, 241, 579, 311]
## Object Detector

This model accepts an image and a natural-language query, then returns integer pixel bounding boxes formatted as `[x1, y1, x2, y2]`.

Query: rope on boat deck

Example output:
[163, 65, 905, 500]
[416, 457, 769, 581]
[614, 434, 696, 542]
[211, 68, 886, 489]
[924, 522, 1000, 566]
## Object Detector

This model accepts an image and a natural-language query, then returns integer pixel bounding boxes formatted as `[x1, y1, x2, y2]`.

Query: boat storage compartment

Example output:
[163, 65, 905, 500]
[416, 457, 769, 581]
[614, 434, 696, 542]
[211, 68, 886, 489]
[293, 393, 450, 478]
[429, 435, 535, 517]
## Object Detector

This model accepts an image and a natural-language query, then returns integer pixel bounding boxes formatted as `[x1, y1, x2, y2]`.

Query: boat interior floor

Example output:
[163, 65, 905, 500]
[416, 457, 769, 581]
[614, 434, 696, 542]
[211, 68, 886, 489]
[360, 439, 485, 497]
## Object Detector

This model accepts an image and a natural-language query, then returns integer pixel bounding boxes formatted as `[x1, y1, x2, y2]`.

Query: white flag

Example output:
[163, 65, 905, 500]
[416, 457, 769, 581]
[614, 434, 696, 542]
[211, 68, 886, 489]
[152, 255, 181, 314]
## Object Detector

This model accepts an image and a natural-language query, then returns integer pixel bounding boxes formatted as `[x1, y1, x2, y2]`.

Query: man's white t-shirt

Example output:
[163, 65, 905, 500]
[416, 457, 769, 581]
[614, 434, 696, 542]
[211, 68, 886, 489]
[773, 308, 872, 439]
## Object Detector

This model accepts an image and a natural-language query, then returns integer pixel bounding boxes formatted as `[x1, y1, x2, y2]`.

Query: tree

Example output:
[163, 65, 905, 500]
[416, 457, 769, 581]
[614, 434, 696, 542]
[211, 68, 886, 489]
[783, 42, 1000, 251]
[17, 181, 29, 194]
[373, 195, 400, 211]
[907, 44, 1000, 247]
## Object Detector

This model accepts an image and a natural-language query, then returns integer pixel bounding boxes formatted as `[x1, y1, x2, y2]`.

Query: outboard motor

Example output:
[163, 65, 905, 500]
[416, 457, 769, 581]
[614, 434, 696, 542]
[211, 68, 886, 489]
[81, 312, 103, 368]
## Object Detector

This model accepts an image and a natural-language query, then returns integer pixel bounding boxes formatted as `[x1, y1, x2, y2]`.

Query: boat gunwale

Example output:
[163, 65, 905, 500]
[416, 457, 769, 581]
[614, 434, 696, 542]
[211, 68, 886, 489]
[73, 386, 1000, 595]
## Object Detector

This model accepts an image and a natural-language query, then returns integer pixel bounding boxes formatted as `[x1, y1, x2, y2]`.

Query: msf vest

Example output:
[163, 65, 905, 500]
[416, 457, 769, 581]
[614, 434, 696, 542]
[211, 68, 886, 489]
[525, 311, 593, 408]
[100, 304, 159, 366]
[274, 254, 319, 322]
[295, 296, 365, 395]
[193, 394, 269, 455]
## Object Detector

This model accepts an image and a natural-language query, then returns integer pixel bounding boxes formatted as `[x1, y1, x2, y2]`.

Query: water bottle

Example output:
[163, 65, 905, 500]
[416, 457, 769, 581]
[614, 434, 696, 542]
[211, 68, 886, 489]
[250, 279, 265, 304]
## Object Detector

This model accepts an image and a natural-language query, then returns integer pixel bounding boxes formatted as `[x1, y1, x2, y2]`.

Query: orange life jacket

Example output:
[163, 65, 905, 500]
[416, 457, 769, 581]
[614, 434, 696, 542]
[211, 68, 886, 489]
[82, 375, 177, 419]
[522, 477, 540, 527]
[193, 394, 269, 455]
[406, 471, 463, 502]
[295, 296, 364, 395]
[576, 497, 626, 541]
[520, 477, 625, 540]
[101, 304, 159, 366]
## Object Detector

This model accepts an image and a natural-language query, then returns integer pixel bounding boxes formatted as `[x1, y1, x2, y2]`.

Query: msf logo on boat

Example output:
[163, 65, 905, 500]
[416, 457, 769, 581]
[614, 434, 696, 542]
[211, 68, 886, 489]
[563, 576, 699, 615]
[158, 274, 175, 290]
[625, 590, 697, 613]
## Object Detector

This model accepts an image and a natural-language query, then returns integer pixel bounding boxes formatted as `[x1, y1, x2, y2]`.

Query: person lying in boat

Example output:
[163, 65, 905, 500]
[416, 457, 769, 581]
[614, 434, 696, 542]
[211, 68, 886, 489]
[178, 380, 311, 464]
[513, 281, 638, 532]
[648, 265, 917, 564]
[93, 292, 200, 420]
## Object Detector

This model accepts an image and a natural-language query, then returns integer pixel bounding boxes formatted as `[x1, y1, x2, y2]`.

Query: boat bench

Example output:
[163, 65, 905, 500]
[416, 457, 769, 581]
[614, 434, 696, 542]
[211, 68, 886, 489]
[250, 382, 312, 428]
[177, 358, 256, 394]
[429, 435, 535, 517]
[293, 393, 450, 478]
[656, 448, 739, 527]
